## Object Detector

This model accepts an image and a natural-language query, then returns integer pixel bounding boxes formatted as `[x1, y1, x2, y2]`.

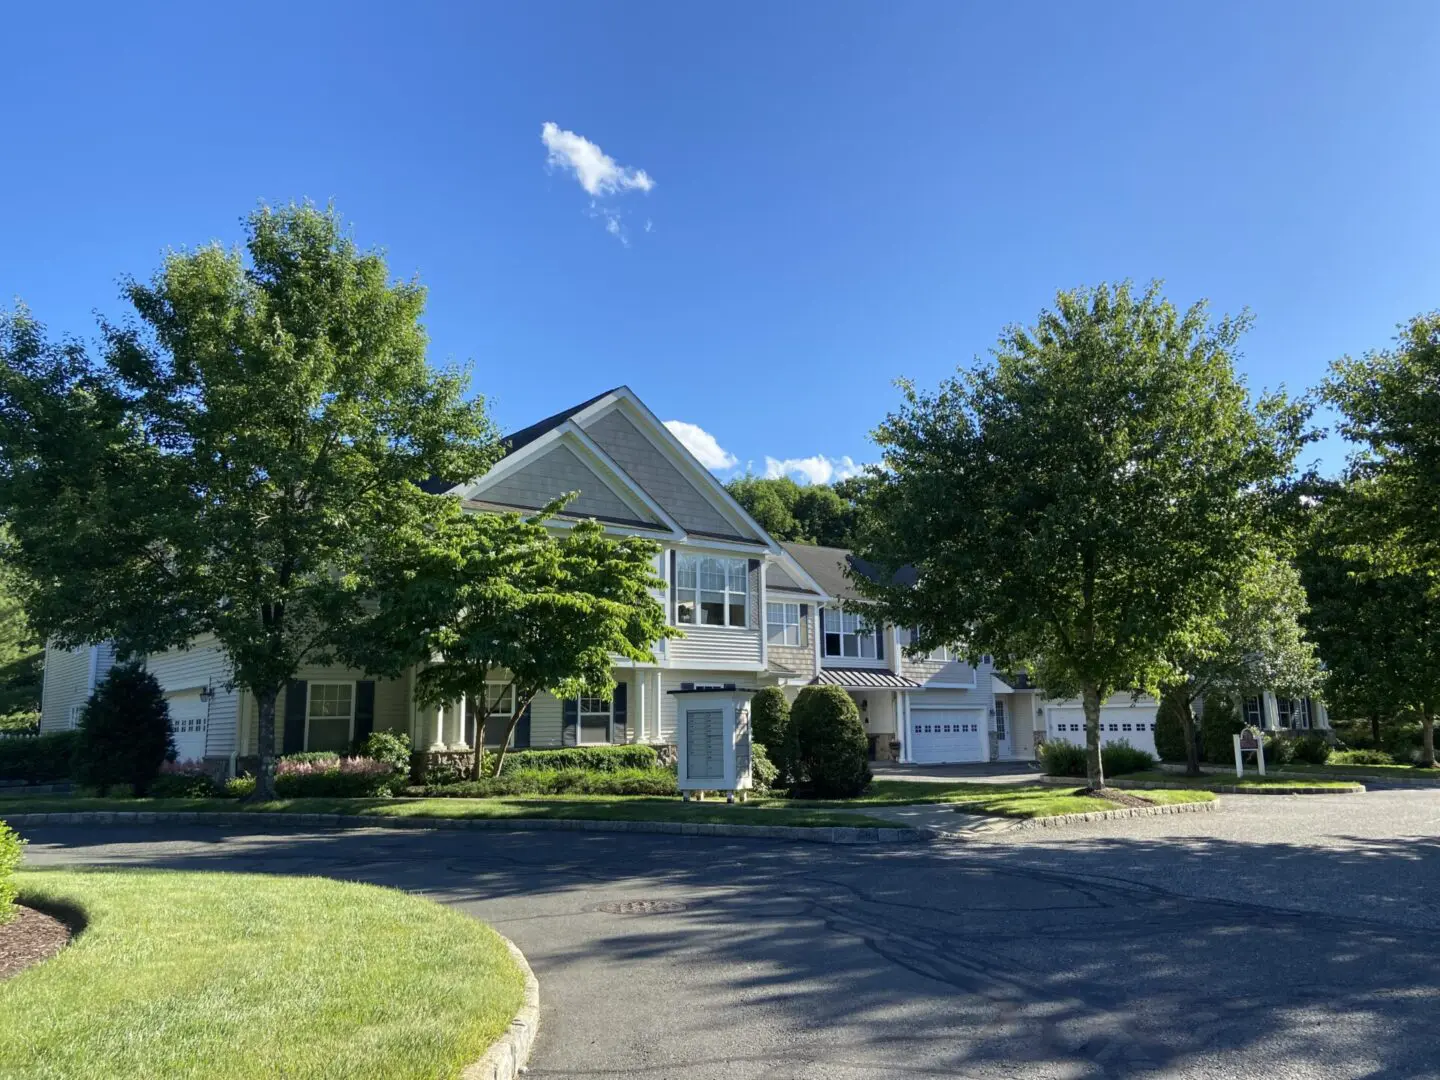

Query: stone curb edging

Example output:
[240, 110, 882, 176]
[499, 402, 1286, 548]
[463, 935, 539, 1080]
[1164, 765, 1440, 787]
[997, 799, 1217, 829]
[0, 810, 934, 846]
[1035, 775, 1365, 796]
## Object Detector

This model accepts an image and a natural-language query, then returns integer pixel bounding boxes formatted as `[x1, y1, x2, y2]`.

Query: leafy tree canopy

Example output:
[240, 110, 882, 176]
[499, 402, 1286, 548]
[0, 543, 42, 728]
[854, 282, 1307, 786]
[0, 203, 500, 795]
[348, 508, 674, 776]
[725, 475, 861, 549]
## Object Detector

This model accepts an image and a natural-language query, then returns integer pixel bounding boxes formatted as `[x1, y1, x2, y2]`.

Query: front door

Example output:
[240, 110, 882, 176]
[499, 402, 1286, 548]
[995, 698, 1012, 758]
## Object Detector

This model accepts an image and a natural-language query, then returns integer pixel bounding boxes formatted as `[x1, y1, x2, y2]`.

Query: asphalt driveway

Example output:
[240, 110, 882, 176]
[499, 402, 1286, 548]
[17, 789, 1440, 1079]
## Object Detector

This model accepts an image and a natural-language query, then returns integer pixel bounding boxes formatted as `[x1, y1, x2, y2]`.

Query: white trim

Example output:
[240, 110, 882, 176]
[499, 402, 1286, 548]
[674, 553, 749, 629]
[304, 680, 356, 752]
[576, 694, 615, 745]
[577, 390, 782, 551]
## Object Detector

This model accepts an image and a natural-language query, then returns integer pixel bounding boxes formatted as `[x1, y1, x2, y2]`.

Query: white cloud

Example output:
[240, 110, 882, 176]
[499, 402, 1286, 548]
[764, 454, 867, 485]
[541, 122, 654, 196]
[665, 420, 738, 471]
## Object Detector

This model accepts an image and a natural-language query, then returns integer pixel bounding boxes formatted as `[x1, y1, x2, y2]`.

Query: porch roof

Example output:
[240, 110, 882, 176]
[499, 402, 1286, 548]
[812, 668, 921, 690]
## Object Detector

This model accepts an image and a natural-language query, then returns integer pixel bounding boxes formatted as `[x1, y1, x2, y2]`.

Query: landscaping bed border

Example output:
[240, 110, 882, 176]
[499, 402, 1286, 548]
[1035, 776, 1365, 796]
[0, 810, 934, 845]
[463, 935, 539, 1080]
[985, 797, 1218, 829]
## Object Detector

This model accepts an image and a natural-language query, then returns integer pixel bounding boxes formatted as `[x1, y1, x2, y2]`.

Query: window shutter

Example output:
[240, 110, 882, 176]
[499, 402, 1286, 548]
[876, 624, 885, 661]
[748, 558, 761, 630]
[354, 681, 376, 740]
[612, 682, 628, 743]
[669, 550, 678, 624]
[799, 603, 810, 644]
[514, 703, 531, 748]
[562, 697, 578, 747]
[283, 681, 307, 754]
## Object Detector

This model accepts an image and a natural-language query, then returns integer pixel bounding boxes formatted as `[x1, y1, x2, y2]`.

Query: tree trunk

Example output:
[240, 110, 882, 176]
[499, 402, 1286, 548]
[1421, 706, 1436, 768]
[490, 694, 534, 777]
[1182, 700, 1201, 777]
[252, 686, 279, 801]
[1082, 682, 1105, 791]
[1370, 712, 1381, 747]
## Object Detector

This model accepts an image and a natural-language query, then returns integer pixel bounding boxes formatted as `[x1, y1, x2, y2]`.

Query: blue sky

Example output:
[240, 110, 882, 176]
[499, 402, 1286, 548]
[3, 2, 1438, 480]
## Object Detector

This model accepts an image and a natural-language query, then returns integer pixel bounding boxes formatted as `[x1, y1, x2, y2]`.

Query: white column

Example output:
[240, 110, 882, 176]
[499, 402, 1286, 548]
[637, 674, 647, 742]
[449, 694, 469, 749]
[428, 704, 446, 751]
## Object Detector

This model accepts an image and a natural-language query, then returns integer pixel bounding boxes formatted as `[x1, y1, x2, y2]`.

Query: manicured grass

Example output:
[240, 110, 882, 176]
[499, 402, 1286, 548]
[0, 795, 905, 829]
[0, 869, 524, 1080]
[1129, 770, 1364, 791]
[1271, 762, 1440, 781]
[789, 780, 1214, 817]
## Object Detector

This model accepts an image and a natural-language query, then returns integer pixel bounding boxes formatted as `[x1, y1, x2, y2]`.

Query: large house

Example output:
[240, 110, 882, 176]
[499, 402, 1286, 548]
[38, 385, 1330, 771]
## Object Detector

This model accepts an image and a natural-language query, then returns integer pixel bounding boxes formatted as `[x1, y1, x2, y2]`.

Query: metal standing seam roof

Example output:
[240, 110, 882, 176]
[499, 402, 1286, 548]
[812, 668, 922, 690]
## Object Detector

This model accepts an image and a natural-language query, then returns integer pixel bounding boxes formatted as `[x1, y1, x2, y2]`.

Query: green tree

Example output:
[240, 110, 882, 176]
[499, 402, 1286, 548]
[725, 475, 860, 548]
[1159, 548, 1322, 775]
[0, 205, 499, 798]
[349, 509, 673, 777]
[0, 545, 42, 729]
[854, 283, 1306, 788]
[1322, 312, 1440, 767]
[1298, 479, 1440, 766]
[73, 664, 173, 796]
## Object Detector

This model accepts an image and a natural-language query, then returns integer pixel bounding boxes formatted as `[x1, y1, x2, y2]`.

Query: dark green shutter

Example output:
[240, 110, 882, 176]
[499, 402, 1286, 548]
[514, 703, 531, 748]
[354, 681, 375, 741]
[669, 550, 678, 624]
[876, 623, 885, 661]
[562, 697, 578, 747]
[611, 682, 628, 743]
[283, 681, 307, 754]
[748, 558, 761, 629]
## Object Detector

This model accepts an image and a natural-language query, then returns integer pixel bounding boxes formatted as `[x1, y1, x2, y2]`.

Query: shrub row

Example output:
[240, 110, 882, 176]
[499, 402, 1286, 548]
[1040, 739, 1155, 778]
[420, 767, 677, 798]
[497, 745, 660, 774]
[0, 819, 23, 925]
[1330, 748, 1396, 765]
[0, 731, 78, 782]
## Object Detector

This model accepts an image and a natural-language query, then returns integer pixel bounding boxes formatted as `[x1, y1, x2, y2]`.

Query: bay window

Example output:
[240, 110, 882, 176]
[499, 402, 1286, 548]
[675, 554, 748, 627]
[822, 608, 882, 659]
[767, 601, 801, 645]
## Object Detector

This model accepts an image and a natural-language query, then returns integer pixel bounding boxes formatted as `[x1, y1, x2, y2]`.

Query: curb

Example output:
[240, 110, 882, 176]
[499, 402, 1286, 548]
[1159, 765, 1440, 787]
[998, 799, 1217, 829]
[0, 810, 935, 846]
[463, 935, 539, 1080]
[1035, 776, 1365, 796]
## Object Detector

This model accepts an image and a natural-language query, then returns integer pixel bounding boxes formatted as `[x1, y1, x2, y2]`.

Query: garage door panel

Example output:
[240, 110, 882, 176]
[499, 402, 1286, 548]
[167, 692, 209, 763]
[910, 708, 986, 764]
[1046, 706, 1157, 756]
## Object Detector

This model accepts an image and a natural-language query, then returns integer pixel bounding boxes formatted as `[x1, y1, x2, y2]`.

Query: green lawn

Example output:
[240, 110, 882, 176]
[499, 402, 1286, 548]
[0, 795, 905, 829]
[1272, 762, 1440, 781]
[0, 869, 524, 1080]
[1128, 770, 1364, 792]
[789, 780, 1215, 819]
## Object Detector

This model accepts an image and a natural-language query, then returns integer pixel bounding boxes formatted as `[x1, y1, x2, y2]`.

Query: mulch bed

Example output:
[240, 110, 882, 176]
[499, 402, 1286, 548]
[0, 905, 72, 980]
[1092, 787, 1153, 809]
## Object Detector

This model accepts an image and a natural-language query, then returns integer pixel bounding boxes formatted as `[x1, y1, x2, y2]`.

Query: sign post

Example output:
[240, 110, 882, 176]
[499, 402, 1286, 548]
[1233, 725, 1265, 777]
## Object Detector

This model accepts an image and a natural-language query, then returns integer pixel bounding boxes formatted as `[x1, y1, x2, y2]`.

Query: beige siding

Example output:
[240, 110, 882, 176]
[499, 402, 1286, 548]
[583, 408, 753, 539]
[669, 558, 764, 667]
[145, 636, 239, 758]
[659, 669, 756, 743]
[768, 641, 812, 678]
[240, 662, 411, 754]
[484, 444, 653, 523]
[39, 644, 92, 732]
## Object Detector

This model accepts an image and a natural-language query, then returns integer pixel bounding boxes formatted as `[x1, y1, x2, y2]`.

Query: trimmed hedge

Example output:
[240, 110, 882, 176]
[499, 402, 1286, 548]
[1330, 748, 1395, 766]
[420, 767, 677, 798]
[1041, 738, 1154, 777]
[498, 745, 660, 774]
[791, 685, 871, 798]
[750, 688, 796, 785]
[0, 731, 77, 782]
[0, 820, 22, 925]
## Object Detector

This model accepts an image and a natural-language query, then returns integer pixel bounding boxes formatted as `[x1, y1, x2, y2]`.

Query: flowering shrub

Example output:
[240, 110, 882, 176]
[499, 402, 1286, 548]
[422, 767, 677, 798]
[224, 774, 256, 798]
[274, 755, 402, 797]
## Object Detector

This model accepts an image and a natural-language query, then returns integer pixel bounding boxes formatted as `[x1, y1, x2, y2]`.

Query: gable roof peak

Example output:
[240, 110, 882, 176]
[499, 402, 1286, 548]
[501, 386, 626, 458]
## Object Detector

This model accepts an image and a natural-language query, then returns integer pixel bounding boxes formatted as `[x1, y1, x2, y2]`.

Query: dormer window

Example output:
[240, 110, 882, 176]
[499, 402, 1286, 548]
[822, 608, 883, 659]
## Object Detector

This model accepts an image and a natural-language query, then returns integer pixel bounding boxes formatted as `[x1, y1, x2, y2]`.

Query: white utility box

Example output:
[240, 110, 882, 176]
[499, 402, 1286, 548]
[670, 684, 754, 798]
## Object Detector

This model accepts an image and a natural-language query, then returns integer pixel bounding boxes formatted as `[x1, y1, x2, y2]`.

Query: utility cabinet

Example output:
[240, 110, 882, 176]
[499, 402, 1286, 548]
[670, 685, 754, 797]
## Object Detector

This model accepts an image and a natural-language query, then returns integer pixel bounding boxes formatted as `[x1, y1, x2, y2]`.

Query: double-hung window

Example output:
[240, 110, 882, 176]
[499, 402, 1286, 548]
[1276, 698, 1293, 729]
[675, 555, 748, 627]
[307, 682, 354, 752]
[823, 608, 880, 659]
[578, 695, 613, 745]
[1243, 697, 1265, 727]
[767, 601, 801, 646]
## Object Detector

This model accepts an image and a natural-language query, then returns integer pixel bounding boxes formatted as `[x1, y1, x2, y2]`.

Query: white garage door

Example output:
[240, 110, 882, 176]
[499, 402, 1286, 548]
[909, 708, 987, 764]
[167, 692, 209, 764]
[1047, 706, 1157, 756]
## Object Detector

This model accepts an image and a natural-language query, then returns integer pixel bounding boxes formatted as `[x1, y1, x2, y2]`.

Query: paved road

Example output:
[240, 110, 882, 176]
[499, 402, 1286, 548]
[19, 790, 1440, 1079]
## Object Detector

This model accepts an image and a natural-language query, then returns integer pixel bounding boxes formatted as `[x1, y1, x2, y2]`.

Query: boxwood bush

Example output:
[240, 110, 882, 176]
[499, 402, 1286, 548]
[791, 685, 871, 798]
[1041, 739, 1153, 777]
[1040, 740, 1088, 777]
[421, 766, 677, 798]
[499, 745, 660, 774]
[0, 731, 77, 782]
[0, 819, 23, 925]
